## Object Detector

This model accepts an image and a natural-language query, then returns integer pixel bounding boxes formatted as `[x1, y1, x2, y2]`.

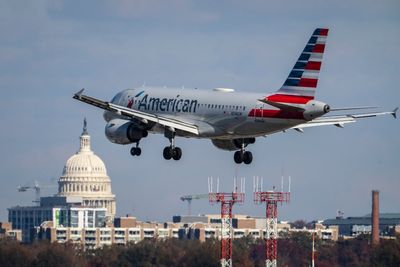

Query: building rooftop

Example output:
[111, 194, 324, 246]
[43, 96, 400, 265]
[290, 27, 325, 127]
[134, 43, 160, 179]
[323, 213, 400, 226]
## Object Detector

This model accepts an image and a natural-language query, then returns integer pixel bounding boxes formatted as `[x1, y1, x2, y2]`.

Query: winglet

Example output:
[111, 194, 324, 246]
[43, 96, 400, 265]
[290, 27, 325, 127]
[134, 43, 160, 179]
[392, 107, 398, 119]
[74, 88, 85, 99]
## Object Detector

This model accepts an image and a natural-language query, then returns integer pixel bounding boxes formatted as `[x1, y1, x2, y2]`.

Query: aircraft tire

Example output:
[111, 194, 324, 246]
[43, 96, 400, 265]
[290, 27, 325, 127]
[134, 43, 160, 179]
[163, 146, 173, 160]
[243, 151, 253, 164]
[234, 151, 243, 164]
[172, 147, 182, 160]
[136, 147, 142, 156]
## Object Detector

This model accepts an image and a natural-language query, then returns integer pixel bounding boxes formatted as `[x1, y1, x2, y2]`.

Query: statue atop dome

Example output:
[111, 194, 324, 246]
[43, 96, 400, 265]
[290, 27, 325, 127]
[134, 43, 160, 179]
[82, 117, 88, 135]
[79, 118, 91, 152]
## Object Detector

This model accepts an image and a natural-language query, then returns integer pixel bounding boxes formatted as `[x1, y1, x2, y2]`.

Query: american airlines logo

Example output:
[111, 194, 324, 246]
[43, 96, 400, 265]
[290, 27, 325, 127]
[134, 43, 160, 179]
[138, 94, 198, 113]
[127, 90, 145, 108]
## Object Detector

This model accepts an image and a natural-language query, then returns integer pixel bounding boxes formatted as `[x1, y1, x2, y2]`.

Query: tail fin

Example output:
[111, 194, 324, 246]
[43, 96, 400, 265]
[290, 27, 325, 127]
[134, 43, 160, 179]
[268, 28, 329, 104]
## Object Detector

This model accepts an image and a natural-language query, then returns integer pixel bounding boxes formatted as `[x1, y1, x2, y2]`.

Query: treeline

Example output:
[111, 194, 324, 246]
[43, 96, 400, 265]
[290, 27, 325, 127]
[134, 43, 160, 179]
[0, 232, 399, 267]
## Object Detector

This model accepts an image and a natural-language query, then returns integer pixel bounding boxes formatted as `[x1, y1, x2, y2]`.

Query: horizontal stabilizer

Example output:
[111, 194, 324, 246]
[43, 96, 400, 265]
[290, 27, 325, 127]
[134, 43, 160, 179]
[349, 109, 397, 119]
[258, 98, 305, 112]
[291, 107, 397, 130]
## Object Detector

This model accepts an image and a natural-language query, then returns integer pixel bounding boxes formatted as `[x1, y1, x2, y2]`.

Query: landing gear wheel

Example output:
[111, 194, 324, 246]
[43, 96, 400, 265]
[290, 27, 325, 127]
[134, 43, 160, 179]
[130, 147, 141, 156]
[234, 151, 244, 164]
[172, 147, 182, 160]
[163, 146, 173, 160]
[243, 151, 253, 164]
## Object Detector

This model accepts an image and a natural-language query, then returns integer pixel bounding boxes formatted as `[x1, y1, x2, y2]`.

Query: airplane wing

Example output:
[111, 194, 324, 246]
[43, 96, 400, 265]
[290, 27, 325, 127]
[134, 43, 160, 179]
[292, 108, 398, 131]
[73, 89, 199, 135]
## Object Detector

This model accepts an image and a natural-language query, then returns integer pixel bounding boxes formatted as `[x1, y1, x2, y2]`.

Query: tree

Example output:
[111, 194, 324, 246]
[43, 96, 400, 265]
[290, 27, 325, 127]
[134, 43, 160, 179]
[0, 239, 35, 267]
[33, 242, 85, 267]
[1, 233, 399, 266]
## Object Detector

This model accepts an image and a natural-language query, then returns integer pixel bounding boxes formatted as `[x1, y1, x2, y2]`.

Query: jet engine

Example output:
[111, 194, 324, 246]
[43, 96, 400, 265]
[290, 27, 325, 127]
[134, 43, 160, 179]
[211, 138, 256, 151]
[105, 119, 148, 144]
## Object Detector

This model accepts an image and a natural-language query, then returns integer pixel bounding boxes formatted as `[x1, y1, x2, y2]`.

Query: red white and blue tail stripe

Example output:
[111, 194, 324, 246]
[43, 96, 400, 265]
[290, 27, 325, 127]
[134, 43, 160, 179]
[268, 28, 329, 104]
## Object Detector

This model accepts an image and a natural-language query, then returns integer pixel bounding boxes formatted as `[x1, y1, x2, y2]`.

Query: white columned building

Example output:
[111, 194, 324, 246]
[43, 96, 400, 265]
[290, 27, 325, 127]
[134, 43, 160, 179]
[57, 119, 116, 222]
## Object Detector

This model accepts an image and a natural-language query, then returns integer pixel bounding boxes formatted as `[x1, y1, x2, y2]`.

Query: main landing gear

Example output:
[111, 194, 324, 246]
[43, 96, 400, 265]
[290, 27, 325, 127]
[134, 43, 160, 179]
[130, 140, 142, 156]
[163, 146, 182, 160]
[234, 150, 253, 164]
[233, 138, 255, 164]
[163, 127, 182, 161]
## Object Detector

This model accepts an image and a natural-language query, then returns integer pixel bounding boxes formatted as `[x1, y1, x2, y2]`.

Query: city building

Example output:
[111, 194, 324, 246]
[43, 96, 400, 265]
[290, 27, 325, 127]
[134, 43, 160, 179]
[37, 216, 181, 249]
[322, 213, 400, 237]
[36, 213, 341, 249]
[289, 221, 339, 241]
[8, 204, 53, 242]
[0, 222, 22, 241]
[8, 203, 107, 243]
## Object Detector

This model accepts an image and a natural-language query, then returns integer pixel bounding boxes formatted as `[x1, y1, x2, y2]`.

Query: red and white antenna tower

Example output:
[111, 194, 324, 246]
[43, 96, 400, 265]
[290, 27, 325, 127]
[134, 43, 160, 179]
[208, 177, 245, 267]
[254, 176, 290, 267]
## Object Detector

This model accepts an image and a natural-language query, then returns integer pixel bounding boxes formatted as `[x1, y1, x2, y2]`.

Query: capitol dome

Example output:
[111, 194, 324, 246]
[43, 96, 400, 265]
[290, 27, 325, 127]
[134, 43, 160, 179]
[61, 138, 108, 179]
[58, 119, 116, 221]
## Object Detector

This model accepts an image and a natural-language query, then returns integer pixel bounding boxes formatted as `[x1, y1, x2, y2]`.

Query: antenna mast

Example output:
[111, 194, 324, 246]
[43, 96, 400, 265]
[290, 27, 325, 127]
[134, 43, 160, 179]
[208, 176, 245, 267]
[254, 176, 291, 267]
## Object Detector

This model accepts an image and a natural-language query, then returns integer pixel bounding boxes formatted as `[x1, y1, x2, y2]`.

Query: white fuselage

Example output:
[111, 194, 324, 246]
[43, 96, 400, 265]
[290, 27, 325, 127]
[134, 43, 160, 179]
[104, 87, 309, 139]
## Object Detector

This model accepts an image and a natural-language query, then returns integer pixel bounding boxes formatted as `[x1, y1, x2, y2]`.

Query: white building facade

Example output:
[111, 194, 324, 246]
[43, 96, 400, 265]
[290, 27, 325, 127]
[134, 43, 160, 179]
[57, 119, 116, 222]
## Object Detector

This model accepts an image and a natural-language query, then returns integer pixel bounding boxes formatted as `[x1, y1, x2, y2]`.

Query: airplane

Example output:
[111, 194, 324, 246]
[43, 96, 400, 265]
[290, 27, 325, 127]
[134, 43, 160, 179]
[73, 28, 397, 164]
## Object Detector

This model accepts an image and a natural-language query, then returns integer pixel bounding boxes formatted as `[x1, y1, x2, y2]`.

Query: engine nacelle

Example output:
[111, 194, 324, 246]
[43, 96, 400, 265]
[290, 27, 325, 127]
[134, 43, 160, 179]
[212, 138, 256, 151]
[105, 119, 147, 144]
[303, 100, 330, 120]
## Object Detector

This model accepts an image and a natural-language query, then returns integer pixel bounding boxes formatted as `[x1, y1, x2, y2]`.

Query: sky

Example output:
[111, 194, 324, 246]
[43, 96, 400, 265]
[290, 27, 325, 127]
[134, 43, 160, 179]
[0, 0, 399, 223]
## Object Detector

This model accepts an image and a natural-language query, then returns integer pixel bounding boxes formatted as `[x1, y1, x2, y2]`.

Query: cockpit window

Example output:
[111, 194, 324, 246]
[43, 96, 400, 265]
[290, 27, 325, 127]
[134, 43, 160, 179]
[111, 92, 123, 103]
